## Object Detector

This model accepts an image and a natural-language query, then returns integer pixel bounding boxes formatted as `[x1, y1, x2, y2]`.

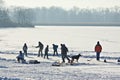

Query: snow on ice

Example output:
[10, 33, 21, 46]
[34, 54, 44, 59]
[0, 26, 120, 80]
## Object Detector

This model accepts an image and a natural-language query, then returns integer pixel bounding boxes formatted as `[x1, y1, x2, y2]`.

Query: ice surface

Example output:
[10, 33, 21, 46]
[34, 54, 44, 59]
[0, 26, 120, 80]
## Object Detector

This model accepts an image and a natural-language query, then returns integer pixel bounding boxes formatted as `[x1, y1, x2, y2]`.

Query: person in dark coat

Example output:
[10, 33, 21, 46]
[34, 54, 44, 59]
[16, 51, 25, 63]
[52, 44, 58, 56]
[36, 41, 44, 57]
[44, 45, 49, 59]
[95, 41, 102, 61]
[61, 44, 70, 63]
[23, 43, 28, 56]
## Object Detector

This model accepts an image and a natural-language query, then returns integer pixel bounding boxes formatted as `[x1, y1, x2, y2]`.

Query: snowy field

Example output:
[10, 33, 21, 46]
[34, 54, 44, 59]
[0, 26, 120, 80]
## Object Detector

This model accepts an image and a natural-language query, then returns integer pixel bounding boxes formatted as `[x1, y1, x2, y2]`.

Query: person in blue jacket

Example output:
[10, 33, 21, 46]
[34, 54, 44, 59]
[52, 44, 58, 56]
[16, 51, 25, 63]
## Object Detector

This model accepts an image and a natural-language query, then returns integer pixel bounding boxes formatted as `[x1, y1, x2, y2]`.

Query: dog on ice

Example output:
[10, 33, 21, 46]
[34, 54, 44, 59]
[69, 54, 82, 63]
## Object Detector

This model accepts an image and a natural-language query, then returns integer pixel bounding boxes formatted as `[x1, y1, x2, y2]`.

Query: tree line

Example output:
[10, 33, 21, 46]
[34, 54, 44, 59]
[0, 0, 120, 27]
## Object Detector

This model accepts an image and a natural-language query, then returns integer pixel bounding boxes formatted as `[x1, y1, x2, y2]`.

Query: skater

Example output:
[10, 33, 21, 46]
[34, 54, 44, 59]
[95, 41, 102, 61]
[23, 43, 28, 56]
[61, 44, 70, 63]
[36, 41, 44, 57]
[44, 45, 49, 59]
[52, 44, 58, 56]
[16, 51, 25, 63]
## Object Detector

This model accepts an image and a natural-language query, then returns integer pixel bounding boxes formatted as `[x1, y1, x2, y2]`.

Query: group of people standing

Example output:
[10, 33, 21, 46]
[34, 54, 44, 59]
[35, 42, 59, 59]
[16, 41, 102, 63]
[17, 41, 50, 62]
[16, 41, 67, 63]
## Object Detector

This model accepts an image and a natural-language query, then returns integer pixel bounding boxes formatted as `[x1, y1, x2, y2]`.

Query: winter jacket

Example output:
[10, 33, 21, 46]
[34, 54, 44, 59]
[53, 44, 58, 51]
[23, 44, 28, 51]
[36, 42, 44, 50]
[45, 46, 49, 54]
[95, 45, 102, 53]
[61, 45, 68, 54]
[17, 53, 24, 59]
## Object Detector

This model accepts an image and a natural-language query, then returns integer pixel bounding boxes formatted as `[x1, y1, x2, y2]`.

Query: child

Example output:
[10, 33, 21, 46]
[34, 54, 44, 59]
[23, 43, 28, 56]
[44, 45, 49, 59]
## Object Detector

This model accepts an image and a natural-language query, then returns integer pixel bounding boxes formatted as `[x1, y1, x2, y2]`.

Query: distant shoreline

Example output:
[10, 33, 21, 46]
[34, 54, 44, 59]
[36, 22, 120, 26]
[0, 24, 34, 28]
[0, 22, 120, 28]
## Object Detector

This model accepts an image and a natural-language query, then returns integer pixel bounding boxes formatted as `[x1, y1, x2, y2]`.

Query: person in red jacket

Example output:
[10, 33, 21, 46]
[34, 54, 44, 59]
[95, 41, 102, 61]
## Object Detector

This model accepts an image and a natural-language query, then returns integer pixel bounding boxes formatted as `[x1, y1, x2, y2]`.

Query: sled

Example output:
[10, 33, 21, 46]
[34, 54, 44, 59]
[52, 61, 72, 66]
[118, 59, 120, 62]
[28, 60, 40, 64]
[52, 62, 61, 66]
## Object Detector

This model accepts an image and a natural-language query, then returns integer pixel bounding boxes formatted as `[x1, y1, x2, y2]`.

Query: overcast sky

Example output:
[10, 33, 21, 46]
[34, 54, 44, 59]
[4, 0, 120, 9]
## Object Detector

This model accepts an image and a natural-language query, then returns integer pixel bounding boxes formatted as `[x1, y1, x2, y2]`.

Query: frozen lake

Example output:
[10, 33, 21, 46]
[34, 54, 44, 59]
[0, 26, 120, 53]
[0, 26, 120, 80]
